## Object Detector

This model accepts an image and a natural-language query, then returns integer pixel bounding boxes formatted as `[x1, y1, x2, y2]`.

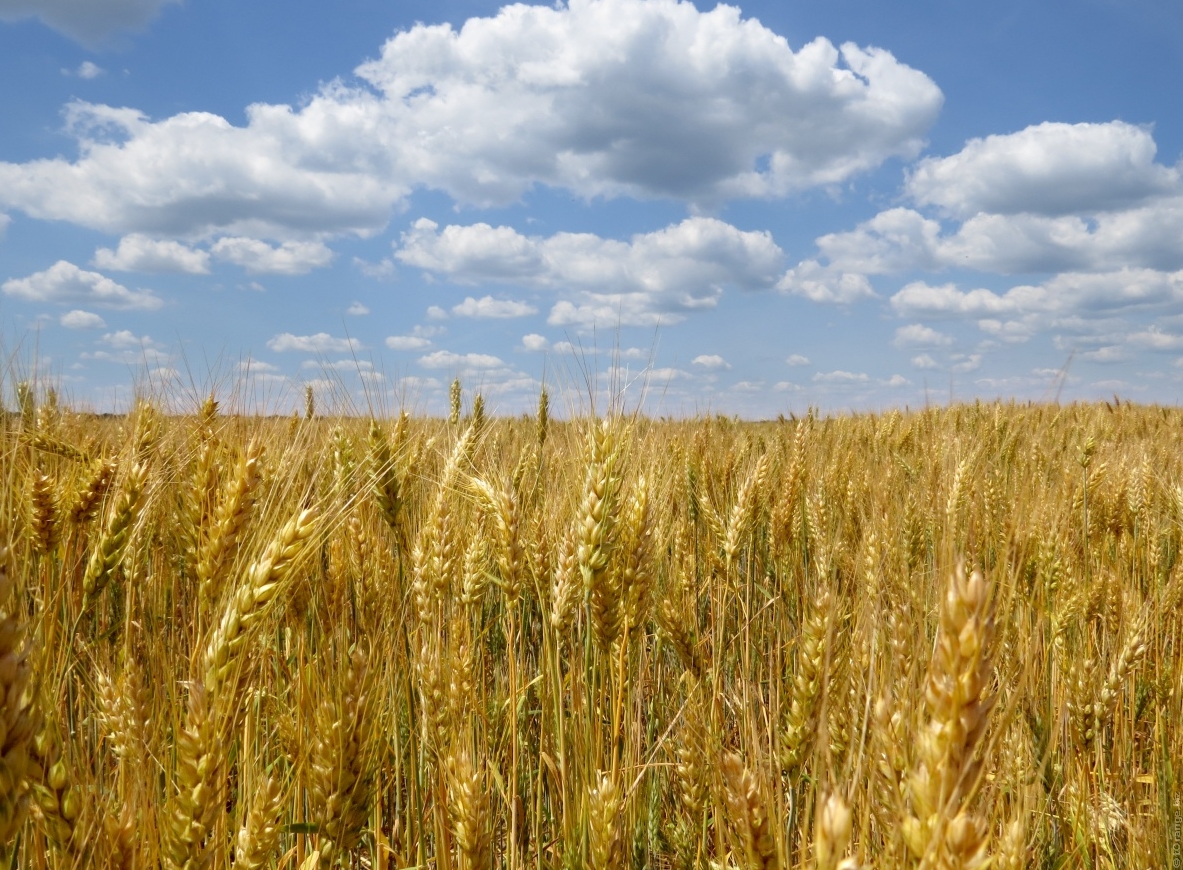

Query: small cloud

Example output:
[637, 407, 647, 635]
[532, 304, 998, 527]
[692, 354, 730, 370]
[1081, 345, 1126, 363]
[267, 332, 361, 353]
[211, 237, 333, 275]
[785, 354, 809, 366]
[773, 381, 801, 392]
[2, 260, 161, 309]
[883, 374, 910, 387]
[102, 329, 159, 349]
[520, 333, 549, 351]
[950, 353, 982, 373]
[552, 341, 575, 354]
[893, 323, 953, 348]
[452, 295, 537, 319]
[64, 61, 105, 78]
[426, 305, 448, 320]
[353, 257, 397, 280]
[238, 357, 280, 373]
[911, 353, 938, 369]
[731, 380, 763, 392]
[346, 301, 370, 316]
[386, 335, 432, 350]
[418, 350, 506, 370]
[94, 234, 210, 274]
[60, 309, 106, 329]
[812, 370, 869, 384]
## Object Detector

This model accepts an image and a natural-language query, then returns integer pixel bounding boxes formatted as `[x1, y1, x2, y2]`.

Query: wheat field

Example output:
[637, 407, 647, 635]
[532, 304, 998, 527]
[0, 384, 1180, 869]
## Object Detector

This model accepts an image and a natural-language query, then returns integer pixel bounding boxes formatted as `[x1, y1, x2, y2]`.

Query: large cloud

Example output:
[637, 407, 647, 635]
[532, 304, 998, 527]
[396, 216, 784, 325]
[782, 121, 1183, 318]
[0, 0, 941, 239]
[906, 121, 1179, 218]
[0, 0, 177, 46]
[2, 260, 162, 309]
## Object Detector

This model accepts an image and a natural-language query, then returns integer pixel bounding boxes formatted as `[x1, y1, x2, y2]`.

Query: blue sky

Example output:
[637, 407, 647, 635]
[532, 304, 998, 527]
[2, 0, 1182, 415]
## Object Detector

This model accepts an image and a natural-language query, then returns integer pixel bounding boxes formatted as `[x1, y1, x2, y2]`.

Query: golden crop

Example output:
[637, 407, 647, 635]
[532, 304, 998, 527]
[1, 389, 1180, 869]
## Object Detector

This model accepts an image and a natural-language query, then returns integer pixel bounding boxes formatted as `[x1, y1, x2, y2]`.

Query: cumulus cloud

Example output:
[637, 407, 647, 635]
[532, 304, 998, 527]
[0, 0, 178, 47]
[346, 301, 370, 316]
[906, 121, 1179, 218]
[0, 0, 941, 238]
[211, 238, 334, 275]
[94, 234, 210, 273]
[692, 354, 730, 370]
[776, 259, 875, 303]
[891, 269, 1183, 320]
[911, 353, 938, 369]
[520, 334, 549, 351]
[267, 333, 361, 353]
[81, 329, 169, 365]
[398, 216, 784, 326]
[418, 350, 506, 371]
[2, 260, 161, 309]
[893, 323, 953, 348]
[452, 296, 537, 319]
[813, 370, 869, 384]
[60, 309, 106, 329]
[785, 354, 810, 366]
[74, 61, 104, 79]
[385, 335, 432, 350]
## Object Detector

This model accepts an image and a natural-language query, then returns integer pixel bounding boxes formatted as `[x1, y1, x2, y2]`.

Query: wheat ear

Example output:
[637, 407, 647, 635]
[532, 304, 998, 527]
[81, 460, 148, 613]
[0, 545, 39, 854]
[720, 752, 778, 870]
[904, 561, 996, 870]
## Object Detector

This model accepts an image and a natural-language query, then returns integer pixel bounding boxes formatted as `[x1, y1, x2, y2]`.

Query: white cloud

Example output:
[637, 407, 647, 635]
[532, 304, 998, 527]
[776, 259, 875, 304]
[418, 350, 506, 371]
[238, 357, 280, 373]
[906, 121, 1179, 218]
[211, 238, 334, 275]
[911, 353, 938, 369]
[94, 234, 210, 274]
[1081, 346, 1127, 363]
[1127, 327, 1183, 351]
[950, 353, 982, 373]
[354, 257, 397, 280]
[346, 301, 370, 316]
[891, 269, 1183, 321]
[813, 370, 869, 384]
[399, 216, 784, 326]
[520, 333, 549, 352]
[893, 323, 953, 348]
[2, 260, 161, 309]
[785, 354, 810, 366]
[80, 329, 169, 365]
[385, 335, 432, 350]
[451, 296, 537, 319]
[0, 0, 179, 46]
[883, 374, 909, 387]
[60, 309, 106, 329]
[102, 329, 158, 349]
[0, 0, 941, 237]
[730, 380, 764, 392]
[426, 305, 448, 320]
[692, 354, 730, 370]
[77, 61, 104, 79]
[266, 332, 361, 353]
